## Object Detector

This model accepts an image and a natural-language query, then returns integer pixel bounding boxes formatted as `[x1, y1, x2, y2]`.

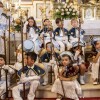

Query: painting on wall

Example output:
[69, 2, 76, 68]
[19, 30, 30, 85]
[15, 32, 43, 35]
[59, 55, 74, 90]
[82, 5, 96, 20]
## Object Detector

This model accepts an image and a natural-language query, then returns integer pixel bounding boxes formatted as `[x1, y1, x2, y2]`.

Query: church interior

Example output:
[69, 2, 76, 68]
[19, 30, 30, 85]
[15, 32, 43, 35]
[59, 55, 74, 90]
[0, 0, 100, 100]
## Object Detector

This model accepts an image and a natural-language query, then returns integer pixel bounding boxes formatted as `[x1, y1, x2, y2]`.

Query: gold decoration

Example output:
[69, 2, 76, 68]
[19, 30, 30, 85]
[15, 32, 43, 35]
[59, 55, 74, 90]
[45, 59, 47, 61]
[56, 32, 58, 35]
[39, 49, 47, 57]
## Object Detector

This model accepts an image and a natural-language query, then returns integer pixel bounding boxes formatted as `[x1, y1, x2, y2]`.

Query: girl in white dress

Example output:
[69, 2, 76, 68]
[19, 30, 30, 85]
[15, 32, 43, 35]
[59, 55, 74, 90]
[70, 41, 86, 85]
[23, 17, 42, 54]
[91, 37, 100, 85]
[51, 51, 82, 100]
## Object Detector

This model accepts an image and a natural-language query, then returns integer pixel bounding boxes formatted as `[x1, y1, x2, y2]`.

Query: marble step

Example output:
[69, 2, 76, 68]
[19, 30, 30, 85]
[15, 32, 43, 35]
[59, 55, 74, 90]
[35, 84, 100, 98]
[8, 83, 100, 99]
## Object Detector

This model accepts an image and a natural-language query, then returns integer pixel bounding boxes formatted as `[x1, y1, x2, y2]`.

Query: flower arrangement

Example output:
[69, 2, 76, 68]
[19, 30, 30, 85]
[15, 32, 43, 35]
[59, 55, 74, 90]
[54, 3, 79, 19]
[10, 18, 22, 32]
[14, 18, 21, 32]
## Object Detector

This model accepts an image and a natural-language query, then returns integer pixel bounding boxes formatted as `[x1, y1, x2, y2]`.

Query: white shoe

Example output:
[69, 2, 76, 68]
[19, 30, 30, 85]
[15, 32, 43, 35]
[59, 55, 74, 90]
[80, 76, 85, 85]
[56, 99, 61, 100]
[93, 79, 98, 85]
[56, 94, 62, 100]
[93, 81, 98, 85]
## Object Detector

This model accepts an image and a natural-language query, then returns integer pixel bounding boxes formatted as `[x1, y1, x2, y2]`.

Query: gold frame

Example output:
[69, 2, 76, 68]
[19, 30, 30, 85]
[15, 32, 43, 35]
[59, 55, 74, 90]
[81, 4, 96, 20]
[84, 7, 94, 19]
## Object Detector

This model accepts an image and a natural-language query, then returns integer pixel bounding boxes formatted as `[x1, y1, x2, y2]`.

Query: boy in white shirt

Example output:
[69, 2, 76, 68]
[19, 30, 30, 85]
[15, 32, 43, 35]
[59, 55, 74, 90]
[0, 54, 14, 99]
[12, 52, 45, 100]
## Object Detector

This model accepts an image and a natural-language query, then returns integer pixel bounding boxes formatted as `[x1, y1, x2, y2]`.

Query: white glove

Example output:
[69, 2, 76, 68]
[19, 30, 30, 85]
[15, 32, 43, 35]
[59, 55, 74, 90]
[50, 60, 56, 64]
[21, 73, 26, 78]
[75, 50, 80, 56]
[20, 76, 40, 83]
[17, 53, 22, 63]
[62, 37, 66, 41]
[74, 51, 80, 60]
[3, 65, 9, 70]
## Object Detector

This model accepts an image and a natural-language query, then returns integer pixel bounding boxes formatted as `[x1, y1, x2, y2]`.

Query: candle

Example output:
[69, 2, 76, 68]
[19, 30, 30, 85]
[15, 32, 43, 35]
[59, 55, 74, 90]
[6, 2, 9, 9]
[19, 0, 21, 7]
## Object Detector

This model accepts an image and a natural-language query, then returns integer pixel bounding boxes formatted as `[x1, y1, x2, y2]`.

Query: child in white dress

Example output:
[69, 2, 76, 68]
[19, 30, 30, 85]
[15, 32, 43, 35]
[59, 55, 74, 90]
[91, 37, 100, 85]
[51, 51, 82, 100]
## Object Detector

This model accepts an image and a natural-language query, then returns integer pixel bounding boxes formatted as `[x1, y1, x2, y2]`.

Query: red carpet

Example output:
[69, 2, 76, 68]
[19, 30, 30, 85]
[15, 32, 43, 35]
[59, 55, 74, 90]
[9, 98, 100, 100]
[35, 98, 100, 100]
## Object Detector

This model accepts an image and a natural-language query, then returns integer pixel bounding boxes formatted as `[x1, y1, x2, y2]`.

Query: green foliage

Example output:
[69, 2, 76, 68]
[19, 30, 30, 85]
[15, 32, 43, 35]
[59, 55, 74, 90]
[14, 25, 21, 32]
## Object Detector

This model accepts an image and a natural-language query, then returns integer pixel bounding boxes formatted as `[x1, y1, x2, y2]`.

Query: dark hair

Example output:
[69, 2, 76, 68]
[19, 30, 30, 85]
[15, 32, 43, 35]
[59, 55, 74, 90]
[0, 54, 5, 61]
[44, 18, 49, 22]
[61, 54, 73, 66]
[69, 46, 83, 56]
[46, 42, 51, 49]
[91, 41, 97, 52]
[26, 52, 37, 62]
[26, 16, 37, 33]
[0, 2, 3, 7]
[55, 18, 62, 24]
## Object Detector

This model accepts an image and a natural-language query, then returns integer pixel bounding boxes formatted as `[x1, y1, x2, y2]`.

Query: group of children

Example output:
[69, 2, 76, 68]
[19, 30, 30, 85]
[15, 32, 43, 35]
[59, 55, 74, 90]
[0, 2, 100, 99]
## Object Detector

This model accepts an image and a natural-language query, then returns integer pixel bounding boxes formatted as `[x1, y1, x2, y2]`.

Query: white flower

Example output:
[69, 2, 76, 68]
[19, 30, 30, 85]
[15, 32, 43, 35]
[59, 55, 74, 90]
[67, 5, 70, 8]
[70, 6, 74, 9]
[70, 3, 73, 6]
[64, 4, 67, 8]
[56, 9, 59, 12]
[67, 12, 70, 15]
[76, 11, 79, 15]
[69, 8, 72, 11]
[62, 2, 65, 4]
[61, 12, 64, 15]
[64, 5, 66, 8]
[73, 9, 76, 12]
[65, 9, 68, 12]
[58, 6, 61, 9]
[72, 13, 75, 15]
[61, 9, 64, 12]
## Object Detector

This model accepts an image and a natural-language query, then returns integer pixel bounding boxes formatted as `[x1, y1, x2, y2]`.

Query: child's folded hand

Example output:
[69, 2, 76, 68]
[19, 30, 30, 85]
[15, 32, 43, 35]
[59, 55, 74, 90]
[3, 66, 9, 70]
[50, 60, 56, 64]
[62, 37, 66, 41]
[74, 50, 80, 59]
[20, 76, 40, 83]
[58, 76, 63, 80]
[75, 50, 80, 55]
[21, 73, 26, 78]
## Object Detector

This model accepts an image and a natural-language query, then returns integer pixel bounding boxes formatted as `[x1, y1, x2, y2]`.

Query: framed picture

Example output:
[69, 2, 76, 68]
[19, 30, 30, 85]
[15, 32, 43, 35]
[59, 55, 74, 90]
[81, 5, 96, 20]
[33, 1, 52, 19]
[36, 3, 51, 19]
[85, 8, 93, 19]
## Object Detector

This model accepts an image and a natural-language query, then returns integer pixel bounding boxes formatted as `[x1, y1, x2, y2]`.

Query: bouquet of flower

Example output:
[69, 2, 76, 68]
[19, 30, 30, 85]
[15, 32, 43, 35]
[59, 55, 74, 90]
[13, 18, 21, 32]
[54, 3, 79, 19]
